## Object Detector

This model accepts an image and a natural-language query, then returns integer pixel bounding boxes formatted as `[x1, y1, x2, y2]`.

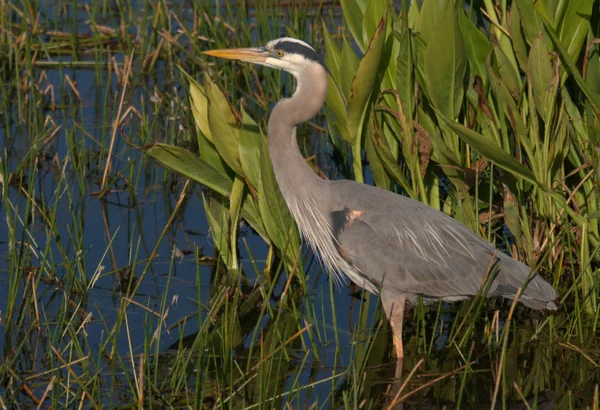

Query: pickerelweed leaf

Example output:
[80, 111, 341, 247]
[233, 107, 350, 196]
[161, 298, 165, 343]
[238, 107, 262, 192]
[437, 112, 539, 186]
[557, 0, 594, 59]
[341, 0, 368, 51]
[459, 12, 491, 85]
[142, 143, 232, 197]
[542, 17, 600, 115]
[365, 121, 391, 191]
[528, 32, 554, 121]
[424, 2, 467, 120]
[180, 68, 213, 143]
[347, 12, 387, 142]
[418, 0, 447, 44]
[204, 72, 244, 176]
[203, 194, 233, 269]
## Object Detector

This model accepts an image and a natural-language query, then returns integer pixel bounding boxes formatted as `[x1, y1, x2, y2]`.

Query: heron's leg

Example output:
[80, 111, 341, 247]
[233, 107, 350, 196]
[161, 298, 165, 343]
[382, 294, 407, 407]
[386, 295, 407, 381]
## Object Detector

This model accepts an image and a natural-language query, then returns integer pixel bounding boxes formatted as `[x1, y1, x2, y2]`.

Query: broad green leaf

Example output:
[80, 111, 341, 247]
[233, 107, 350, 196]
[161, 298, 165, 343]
[228, 176, 245, 270]
[424, 2, 467, 119]
[362, 0, 386, 48]
[437, 113, 539, 185]
[341, 0, 367, 51]
[584, 40, 600, 142]
[241, 194, 268, 242]
[411, 35, 429, 101]
[482, 0, 520, 80]
[347, 12, 387, 181]
[364, 121, 390, 190]
[370, 125, 413, 197]
[528, 33, 554, 121]
[516, 0, 543, 44]
[197, 132, 232, 184]
[542, 17, 600, 114]
[493, 46, 522, 98]
[396, 24, 414, 120]
[340, 39, 360, 97]
[181, 71, 213, 144]
[238, 107, 261, 191]
[323, 30, 351, 142]
[204, 73, 244, 175]
[142, 143, 232, 197]
[557, 0, 594, 59]
[347, 14, 387, 140]
[323, 26, 341, 79]
[502, 184, 522, 240]
[203, 193, 232, 267]
[458, 12, 491, 85]
[510, 4, 530, 71]
[407, 0, 420, 31]
[418, 0, 447, 44]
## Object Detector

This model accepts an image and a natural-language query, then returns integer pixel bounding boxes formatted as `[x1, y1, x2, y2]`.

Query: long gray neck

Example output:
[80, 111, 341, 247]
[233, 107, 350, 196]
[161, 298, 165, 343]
[266, 60, 352, 286]
[267, 63, 328, 204]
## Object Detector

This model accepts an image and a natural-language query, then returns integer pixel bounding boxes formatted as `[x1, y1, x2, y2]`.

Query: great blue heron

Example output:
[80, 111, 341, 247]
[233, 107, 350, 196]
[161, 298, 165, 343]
[203, 37, 557, 389]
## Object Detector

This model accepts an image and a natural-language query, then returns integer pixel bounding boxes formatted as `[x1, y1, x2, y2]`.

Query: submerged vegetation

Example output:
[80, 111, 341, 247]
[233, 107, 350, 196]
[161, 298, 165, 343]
[0, 0, 599, 408]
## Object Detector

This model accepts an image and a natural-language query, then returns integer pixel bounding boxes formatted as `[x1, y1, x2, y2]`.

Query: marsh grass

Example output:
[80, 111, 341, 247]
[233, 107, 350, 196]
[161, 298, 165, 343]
[1, 0, 599, 409]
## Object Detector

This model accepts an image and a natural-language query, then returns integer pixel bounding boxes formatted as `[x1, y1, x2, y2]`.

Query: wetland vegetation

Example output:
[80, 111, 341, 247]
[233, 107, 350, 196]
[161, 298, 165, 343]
[0, 0, 599, 408]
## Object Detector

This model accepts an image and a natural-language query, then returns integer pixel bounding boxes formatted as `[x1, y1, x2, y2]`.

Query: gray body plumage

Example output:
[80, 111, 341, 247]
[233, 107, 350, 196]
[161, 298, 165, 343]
[327, 180, 557, 309]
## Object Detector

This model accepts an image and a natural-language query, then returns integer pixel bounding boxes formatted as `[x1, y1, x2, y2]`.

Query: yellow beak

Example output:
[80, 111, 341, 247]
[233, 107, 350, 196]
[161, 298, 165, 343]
[202, 47, 268, 63]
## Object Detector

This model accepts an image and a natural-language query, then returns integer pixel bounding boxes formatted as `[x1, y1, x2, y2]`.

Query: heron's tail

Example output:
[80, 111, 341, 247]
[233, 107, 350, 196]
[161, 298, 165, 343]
[493, 254, 558, 310]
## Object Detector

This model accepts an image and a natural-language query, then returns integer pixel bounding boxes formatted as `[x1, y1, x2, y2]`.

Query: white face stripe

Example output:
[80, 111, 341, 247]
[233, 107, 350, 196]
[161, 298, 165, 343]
[265, 37, 315, 52]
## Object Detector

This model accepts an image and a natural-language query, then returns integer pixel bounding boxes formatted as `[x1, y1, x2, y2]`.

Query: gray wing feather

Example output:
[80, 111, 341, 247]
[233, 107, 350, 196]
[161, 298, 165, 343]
[328, 180, 557, 309]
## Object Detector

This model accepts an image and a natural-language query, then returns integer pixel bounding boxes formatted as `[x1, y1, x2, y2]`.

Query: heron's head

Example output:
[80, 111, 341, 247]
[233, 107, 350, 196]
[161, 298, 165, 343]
[203, 37, 323, 77]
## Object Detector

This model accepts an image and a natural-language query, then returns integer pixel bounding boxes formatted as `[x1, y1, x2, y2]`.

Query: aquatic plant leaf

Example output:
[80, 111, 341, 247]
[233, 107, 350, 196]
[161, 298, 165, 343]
[369, 124, 414, 197]
[241, 195, 268, 242]
[542, 17, 600, 114]
[203, 194, 232, 267]
[228, 176, 245, 271]
[362, 0, 386, 48]
[364, 120, 391, 190]
[396, 25, 414, 122]
[502, 184, 522, 241]
[510, 4, 529, 71]
[185, 72, 213, 144]
[493, 45, 521, 99]
[347, 13, 386, 144]
[557, 0, 594, 59]
[142, 143, 232, 197]
[204, 72, 244, 176]
[341, 39, 360, 98]
[197, 131, 232, 180]
[437, 113, 539, 186]
[323, 30, 351, 142]
[340, 0, 368, 51]
[528, 33, 554, 121]
[238, 107, 261, 191]
[424, 2, 467, 119]
[418, 0, 447, 44]
[515, 0, 543, 44]
[323, 26, 341, 80]
[458, 12, 491, 85]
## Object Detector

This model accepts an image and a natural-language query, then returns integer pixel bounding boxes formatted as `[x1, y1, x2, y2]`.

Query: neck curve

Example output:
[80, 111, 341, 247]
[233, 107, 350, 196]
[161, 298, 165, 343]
[267, 62, 328, 199]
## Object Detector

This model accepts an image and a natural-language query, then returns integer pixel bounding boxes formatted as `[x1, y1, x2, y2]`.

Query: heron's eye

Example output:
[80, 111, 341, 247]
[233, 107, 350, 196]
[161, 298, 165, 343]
[276, 50, 284, 57]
